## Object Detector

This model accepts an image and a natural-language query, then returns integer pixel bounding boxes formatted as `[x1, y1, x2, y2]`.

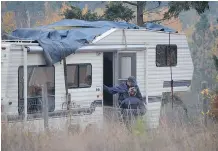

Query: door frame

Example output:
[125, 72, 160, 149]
[113, 51, 137, 107]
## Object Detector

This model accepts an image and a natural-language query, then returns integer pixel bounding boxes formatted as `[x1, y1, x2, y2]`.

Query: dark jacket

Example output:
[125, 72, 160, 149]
[103, 76, 143, 103]
[120, 96, 146, 116]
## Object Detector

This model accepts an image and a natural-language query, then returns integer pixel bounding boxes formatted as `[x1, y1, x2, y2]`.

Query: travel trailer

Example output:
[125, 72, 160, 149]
[1, 22, 194, 130]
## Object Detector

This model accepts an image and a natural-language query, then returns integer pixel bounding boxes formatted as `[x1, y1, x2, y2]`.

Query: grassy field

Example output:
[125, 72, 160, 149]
[2, 114, 218, 151]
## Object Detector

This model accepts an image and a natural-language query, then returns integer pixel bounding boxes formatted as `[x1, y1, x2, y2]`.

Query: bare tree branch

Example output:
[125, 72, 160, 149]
[143, 3, 162, 14]
[143, 4, 168, 14]
[123, 1, 138, 6]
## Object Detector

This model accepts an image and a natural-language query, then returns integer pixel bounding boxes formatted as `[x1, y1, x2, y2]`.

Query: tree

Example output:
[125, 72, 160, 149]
[122, 1, 159, 26]
[1, 11, 16, 34]
[63, 2, 135, 22]
[2, 1, 212, 31]
[190, 14, 216, 91]
[63, 5, 100, 21]
[164, 1, 209, 19]
[212, 20, 218, 71]
[36, 2, 64, 26]
[104, 2, 135, 22]
[104, 1, 210, 26]
[62, 1, 160, 25]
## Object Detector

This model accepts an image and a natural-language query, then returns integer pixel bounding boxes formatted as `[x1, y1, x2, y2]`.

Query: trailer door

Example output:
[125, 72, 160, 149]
[113, 52, 136, 106]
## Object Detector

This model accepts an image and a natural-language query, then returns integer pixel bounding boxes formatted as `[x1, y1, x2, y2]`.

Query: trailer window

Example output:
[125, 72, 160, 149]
[18, 66, 55, 114]
[67, 64, 92, 88]
[120, 57, 132, 79]
[156, 44, 177, 67]
[67, 65, 78, 88]
[118, 53, 136, 81]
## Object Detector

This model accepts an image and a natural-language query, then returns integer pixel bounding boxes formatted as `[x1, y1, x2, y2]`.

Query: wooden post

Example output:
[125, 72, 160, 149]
[145, 49, 149, 105]
[23, 46, 28, 122]
[62, 50, 70, 110]
[42, 83, 49, 130]
[201, 81, 208, 127]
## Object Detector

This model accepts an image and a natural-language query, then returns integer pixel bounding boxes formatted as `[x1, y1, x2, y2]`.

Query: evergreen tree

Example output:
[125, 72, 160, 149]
[104, 2, 135, 22]
[106, 1, 209, 26]
[63, 5, 100, 21]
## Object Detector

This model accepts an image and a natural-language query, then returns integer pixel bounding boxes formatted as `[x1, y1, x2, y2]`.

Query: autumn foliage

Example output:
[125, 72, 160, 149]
[2, 12, 16, 33]
[35, 2, 70, 26]
[1, 2, 216, 37]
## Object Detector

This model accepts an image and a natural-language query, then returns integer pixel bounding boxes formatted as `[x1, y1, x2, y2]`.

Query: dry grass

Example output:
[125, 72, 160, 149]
[2, 115, 218, 151]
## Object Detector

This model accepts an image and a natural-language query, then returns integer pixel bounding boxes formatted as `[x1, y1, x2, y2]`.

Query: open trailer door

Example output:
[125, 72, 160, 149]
[114, 52, 137, 106]
[117, 52, 137, 84]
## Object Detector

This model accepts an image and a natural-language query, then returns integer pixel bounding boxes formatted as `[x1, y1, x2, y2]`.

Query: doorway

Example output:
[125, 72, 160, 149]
[103, 52, 114, 106]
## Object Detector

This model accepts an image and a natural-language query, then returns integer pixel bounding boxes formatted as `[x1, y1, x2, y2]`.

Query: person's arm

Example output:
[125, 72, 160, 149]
[103, 83, 127, 94]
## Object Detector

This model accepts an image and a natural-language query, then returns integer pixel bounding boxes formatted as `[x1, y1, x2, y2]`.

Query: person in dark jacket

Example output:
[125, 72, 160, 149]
[103, 76, 143, 105]
[120, 87, 146, 115]
[120, 87, 146, 129]
[120, 87, 142, 109]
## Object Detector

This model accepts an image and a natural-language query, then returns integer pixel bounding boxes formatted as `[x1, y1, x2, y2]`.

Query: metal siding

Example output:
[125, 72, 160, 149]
[95, 29, 193, 129]
[147, 47, 193, 96]
[3, 45, 103, 128]
[53, 52, 103, 127]
[2, 29, 193, 129]
[95, 29, 194, 96]
[54, 52, 103, 109]
[136, 51, 145, 97]
[96, 30, 188, 47]
[1, 44, 10, 100]
[4, 45, 46, 115]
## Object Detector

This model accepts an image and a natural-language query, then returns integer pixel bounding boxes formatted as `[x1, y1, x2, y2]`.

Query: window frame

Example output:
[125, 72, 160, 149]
[67, 63, 92, 89]
[18, 65, 55, 114]
[118, 53, 136, 80]
[156, 44, 178, 67]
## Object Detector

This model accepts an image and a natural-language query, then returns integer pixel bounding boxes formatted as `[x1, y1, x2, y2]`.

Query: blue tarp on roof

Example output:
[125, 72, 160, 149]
[4, 19, 176, 65]
[41, 19, 141, 29]
[6, 19, 140, 65]
[143, 22, 177, 33]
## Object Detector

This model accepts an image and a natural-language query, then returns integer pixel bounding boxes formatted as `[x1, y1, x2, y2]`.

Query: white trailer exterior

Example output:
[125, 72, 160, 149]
[92, 29, 194, 127]
[1, 28, 194, 129]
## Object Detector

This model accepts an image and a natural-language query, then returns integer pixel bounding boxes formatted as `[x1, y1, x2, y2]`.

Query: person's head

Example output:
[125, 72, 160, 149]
[128, 87, 137, 96]
[126, 76, 137, 87]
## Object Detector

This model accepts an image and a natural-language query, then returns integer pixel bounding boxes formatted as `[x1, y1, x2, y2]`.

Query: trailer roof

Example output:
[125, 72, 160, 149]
[2, 19, 177, 65]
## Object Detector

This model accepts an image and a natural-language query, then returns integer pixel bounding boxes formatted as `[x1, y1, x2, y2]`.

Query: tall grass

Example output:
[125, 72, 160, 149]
[2, 114, 218, 151]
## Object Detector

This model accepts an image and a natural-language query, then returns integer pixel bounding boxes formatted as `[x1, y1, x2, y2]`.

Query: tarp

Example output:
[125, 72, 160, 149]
[4, 19, 176, 65]
[5, 19, 140, 65]
[143, 22, 177, 33]
[41, 19, 141, 29]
